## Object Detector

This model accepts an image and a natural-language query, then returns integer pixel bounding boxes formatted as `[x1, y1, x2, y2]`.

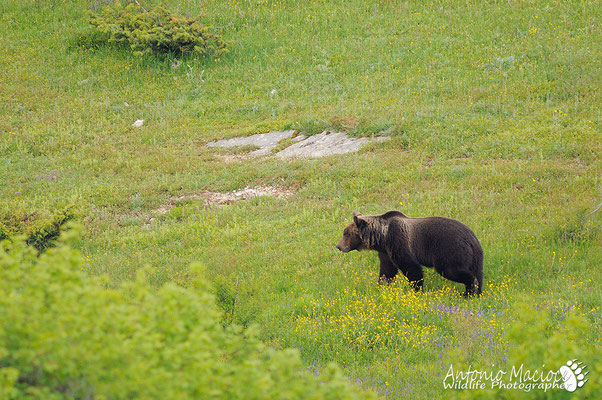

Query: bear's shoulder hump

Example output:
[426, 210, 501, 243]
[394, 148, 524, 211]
[381, 210, 408, 219]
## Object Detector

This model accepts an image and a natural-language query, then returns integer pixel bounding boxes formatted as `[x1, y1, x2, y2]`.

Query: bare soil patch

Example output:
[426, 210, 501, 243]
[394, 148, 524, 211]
[153, 185, 294, 215]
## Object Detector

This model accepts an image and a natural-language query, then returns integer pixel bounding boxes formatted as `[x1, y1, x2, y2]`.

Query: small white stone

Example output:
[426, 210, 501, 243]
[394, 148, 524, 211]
[132, 119, 145, 128]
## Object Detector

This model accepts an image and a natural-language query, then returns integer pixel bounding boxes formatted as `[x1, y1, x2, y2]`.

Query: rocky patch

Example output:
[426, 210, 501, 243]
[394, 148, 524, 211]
[207, 130, 389, 159]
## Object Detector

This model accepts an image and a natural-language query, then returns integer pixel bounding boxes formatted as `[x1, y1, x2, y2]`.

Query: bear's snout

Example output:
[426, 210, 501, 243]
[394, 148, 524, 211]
[336, 243, 349, 253]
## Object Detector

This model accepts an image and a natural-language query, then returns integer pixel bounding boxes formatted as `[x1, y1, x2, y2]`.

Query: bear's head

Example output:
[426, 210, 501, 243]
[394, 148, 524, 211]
[336, 212, 369, 253]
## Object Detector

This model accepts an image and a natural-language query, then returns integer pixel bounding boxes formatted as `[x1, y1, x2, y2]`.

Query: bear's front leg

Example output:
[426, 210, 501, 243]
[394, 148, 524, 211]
[378, 252, 398, 284]
[406, 267, 424, 292]
[397, 260, 424, 292]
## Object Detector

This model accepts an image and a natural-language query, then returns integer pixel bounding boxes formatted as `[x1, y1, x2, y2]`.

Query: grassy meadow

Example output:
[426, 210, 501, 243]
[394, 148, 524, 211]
[1, 0, 601, 398]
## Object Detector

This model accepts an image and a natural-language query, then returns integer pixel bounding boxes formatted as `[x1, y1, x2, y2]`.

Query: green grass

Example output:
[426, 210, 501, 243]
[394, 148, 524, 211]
[1, 0, 600, 398]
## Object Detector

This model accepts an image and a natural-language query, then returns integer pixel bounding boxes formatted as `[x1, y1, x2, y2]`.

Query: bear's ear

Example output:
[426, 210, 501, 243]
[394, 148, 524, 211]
[354, 214, 366, 229]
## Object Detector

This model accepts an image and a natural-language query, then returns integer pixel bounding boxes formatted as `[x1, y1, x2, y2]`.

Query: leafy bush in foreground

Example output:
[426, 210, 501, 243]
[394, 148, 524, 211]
[0, 233, 372, 400]
[448, 300, 600, 400]
[88, 2, 229, 57]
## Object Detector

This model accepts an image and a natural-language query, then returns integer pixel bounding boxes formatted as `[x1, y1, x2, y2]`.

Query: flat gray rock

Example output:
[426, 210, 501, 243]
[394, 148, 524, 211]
[207, 130, 299, 156]
[275, 131, 389, 159]
[207, 130, 389, 159]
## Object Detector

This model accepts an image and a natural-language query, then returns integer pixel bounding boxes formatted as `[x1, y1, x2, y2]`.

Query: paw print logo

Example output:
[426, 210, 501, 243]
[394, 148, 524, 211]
[559, 359, 588, 392]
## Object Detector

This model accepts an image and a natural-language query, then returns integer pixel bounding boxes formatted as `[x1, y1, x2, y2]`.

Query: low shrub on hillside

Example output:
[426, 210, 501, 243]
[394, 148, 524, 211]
[86, 2, 229, 57]
[0, 233, 373, 400]
[0, 207, 76, 252]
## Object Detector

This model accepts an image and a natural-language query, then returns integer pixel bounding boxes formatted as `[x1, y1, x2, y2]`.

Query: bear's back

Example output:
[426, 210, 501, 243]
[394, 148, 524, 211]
[407, 216, 478, 244]
[401, 216, 481, 267]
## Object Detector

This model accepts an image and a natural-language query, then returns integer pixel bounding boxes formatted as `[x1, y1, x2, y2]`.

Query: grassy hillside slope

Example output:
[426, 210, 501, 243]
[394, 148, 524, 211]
[1, 0, 600, 398]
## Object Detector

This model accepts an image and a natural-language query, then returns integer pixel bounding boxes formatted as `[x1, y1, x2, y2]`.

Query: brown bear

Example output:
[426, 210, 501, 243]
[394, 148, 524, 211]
[336, 211, 483, 296]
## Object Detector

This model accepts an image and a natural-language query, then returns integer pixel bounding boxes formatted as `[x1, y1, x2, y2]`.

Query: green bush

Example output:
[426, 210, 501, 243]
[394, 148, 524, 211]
[0, 233, 373, 400]
[0, 207, 75, 252]
[87, 2, 229, 57]
[500, 302, 600, 400]
[25, 208, 76, 252]
[0, 222, 9, 242]
[448, 300, 599, 400]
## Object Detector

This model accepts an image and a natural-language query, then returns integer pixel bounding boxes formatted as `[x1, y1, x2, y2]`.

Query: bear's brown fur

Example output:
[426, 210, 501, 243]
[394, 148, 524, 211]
[336, 211, 483, 296]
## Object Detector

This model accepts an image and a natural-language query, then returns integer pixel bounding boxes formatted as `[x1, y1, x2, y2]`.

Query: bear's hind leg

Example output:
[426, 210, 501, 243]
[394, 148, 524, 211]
[444, 270, 478, 297]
